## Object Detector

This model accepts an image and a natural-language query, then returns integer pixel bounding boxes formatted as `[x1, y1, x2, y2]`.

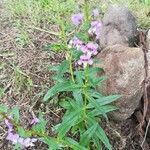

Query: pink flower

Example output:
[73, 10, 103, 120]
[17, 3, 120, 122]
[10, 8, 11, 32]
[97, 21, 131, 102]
[30, 117, 39, 125]
[78, 54, 93, 68]
[6, 132, 37, 148]
[4, 119, 13, 132]
[86, 42, 98, 55]
[6, 132, 19, 144]
[88, 21, 102, 39]
[22, 138, 37, 147]
[5, 116, 37, 148]
[71, 13, 83, 26]
[68, 37, 83, 49]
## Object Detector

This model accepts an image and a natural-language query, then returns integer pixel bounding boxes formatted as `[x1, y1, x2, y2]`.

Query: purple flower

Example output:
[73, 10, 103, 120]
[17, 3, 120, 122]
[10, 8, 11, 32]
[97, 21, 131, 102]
[78, 54, 93, 68]
[80, 45, 88, 53]
[71, 13, 83, 26]
[6, 132, 37, 148]
[22, 138, 37, 147]
[88, 20, 102, 39]
[6, 132, 19, 144]
[5, 119, 13, 132]
[5, 116, 37, 148]
[30, 117, 39, 125]
[18, 137, 24, 145]
[86, 42, 98, 55]
[68, 37, 83, 49]
[92, 9, 99, 17]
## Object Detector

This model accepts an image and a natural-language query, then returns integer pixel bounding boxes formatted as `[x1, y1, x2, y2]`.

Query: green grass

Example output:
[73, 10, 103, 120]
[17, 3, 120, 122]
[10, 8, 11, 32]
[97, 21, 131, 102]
[4, 0, 150, 33]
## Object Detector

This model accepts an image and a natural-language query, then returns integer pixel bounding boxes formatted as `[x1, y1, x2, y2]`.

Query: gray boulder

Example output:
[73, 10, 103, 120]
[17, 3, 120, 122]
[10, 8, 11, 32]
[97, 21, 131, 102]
[99, 5, 137, 48]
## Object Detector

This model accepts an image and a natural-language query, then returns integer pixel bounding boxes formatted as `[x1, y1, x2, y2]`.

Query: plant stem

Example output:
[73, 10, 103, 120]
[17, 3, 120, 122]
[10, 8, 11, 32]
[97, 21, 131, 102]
[68, 51, 75, 83]
[84, 0, 90, 23]
[57, 3, 75, 83]
[84, 65, 89, 106]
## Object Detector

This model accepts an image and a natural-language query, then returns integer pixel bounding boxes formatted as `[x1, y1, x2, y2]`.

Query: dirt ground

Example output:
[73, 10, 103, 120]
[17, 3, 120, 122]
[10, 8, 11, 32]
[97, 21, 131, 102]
[0, 2, 64, 149]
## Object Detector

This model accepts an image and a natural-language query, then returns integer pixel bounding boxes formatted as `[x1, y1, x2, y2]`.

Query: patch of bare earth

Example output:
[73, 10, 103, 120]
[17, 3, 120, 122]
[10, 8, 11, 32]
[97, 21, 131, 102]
[0, 2, 65, 149]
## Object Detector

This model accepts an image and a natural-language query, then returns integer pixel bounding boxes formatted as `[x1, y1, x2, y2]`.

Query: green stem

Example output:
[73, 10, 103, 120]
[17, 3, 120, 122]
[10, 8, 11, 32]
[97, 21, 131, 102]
[84, 65, 89, 107]
[57, 4, 75, 83]
[68, 51, 75, 83]
[84, 0, 90, 23]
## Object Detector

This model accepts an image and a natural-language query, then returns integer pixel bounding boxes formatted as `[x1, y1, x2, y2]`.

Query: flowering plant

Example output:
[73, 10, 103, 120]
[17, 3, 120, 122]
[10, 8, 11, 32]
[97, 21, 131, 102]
[0, 2, 120, 150]
[43, 6, 120, 150]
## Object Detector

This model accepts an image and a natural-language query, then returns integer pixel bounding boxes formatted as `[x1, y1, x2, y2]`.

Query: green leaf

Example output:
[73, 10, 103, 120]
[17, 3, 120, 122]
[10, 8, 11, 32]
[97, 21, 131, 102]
[48, 65, 59, 71]
[75, 32, 89, 42]
[18, 127, 30, 137]
[59, 100, 72, 109]
[87, 95, 120, 108]
[89, 76, 106, 87]
[32, 113, 47, 134]
[74, 71, 84, 85]
[72, 49, 83, 60]
[45, 43, 66, 52]
[64, 137, 87, 150]
[80, 123, 98, 146]
[60, 98, 81, 111]
[0, 104, 8, 113]
[42, 137, 60, 150]
[10, 107, 20, 123]
[92, 136, 102, 150]
[88, 90, 103, 99]
[56, 60, 69, 79]
[96, 125, 112, 150]
[88, 105, 117, 117]
[87, 96, 108, 119]
[57, 108, 83, 138]
[73, 91, 83, 106]
[48, 60, 69, 81]
[88, 67, 104, 78]
[44, 81, 82, 101]
[81, 22, 90, 31]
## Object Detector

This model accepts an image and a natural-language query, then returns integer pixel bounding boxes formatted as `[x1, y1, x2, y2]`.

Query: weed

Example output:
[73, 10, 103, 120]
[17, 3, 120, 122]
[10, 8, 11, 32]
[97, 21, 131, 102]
[13, 67, 33, 92]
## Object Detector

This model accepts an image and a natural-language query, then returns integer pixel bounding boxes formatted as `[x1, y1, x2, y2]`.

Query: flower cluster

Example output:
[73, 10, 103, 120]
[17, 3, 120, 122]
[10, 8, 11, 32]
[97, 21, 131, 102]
[5, 117, 39, 148]
[69, 37, 98, 68]
[71, 13, 83, 26]
[71, 9, 102, 40]
[88, 20, 102, 39]
[70, 9, 102, 68]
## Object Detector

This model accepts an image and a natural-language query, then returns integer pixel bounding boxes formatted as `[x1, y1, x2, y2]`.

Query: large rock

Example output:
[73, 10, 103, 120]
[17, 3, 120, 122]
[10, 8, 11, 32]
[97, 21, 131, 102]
[96, 44, 150, 122]
[99, 5, 137, 49]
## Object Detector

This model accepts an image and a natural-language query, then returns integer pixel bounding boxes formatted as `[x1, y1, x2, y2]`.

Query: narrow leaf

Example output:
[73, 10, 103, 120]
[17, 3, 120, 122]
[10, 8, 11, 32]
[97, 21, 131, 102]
[64, 137, 87, 150]
[73, 91, 83, 106]
[87, 95, 120, 108]
[80, 123, 98, 146]
[10, 106, 20, 123]
[44, 81, 82, 101]
[96, 125, 112, 150]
